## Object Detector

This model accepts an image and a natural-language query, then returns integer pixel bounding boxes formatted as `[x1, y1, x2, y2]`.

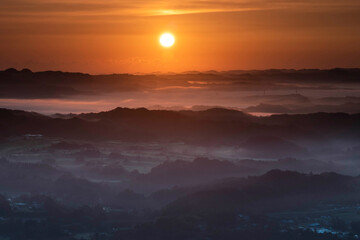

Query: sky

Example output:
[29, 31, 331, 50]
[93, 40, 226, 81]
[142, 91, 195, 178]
[0, 0, 360, 74]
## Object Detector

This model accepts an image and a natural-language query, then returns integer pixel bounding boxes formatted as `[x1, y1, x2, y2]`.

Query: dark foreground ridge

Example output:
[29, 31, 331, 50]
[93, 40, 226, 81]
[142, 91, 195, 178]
[1, 168, 360, 239]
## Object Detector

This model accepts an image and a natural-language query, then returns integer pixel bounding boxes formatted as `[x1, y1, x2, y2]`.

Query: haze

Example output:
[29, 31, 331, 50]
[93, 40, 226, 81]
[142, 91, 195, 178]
[1, 1, 360, 240]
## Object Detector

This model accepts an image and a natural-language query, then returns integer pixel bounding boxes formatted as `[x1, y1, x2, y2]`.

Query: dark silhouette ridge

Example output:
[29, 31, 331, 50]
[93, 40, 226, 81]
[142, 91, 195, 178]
[164, 169, 357, 215]
[0, 107, 359, 144]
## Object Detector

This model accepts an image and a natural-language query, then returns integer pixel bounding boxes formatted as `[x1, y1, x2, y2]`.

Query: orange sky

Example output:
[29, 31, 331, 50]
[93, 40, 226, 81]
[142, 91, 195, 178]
[0, 0, 360, 73]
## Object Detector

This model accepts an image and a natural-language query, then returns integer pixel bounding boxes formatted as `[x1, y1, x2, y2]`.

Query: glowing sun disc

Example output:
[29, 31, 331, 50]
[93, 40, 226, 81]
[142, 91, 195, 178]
[160, 33, 175, 47]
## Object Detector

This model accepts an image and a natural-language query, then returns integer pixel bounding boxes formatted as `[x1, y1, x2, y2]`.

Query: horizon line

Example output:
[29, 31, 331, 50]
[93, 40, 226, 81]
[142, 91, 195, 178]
[2, 67, 359, 76]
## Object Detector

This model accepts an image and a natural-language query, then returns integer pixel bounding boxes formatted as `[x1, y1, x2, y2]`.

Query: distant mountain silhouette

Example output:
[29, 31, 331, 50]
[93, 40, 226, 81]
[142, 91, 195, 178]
[1, 68, 360, 99]
[244, 94, 310, 105]
[236, 157, 335, 174]
[245, 102, 360, 114]
[318, 96, 360, 104]
[245, 103, 290, 113]
[0, 68, 92, 98]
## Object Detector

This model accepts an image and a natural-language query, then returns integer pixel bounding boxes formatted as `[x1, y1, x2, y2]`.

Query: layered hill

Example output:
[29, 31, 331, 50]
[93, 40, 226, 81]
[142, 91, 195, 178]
[0, 107, 359, 145]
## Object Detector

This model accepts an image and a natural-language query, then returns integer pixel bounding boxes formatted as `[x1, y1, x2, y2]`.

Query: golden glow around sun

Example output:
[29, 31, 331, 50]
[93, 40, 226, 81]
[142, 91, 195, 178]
[159, 33, 175, 47]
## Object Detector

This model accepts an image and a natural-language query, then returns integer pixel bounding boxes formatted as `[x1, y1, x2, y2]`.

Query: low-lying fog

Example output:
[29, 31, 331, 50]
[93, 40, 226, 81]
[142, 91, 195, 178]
[0, 88, 359, 115]
[1, 68, 359, 114]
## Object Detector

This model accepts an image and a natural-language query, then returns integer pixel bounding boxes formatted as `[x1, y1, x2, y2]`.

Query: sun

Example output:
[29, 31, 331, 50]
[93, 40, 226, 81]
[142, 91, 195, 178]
[159, 33, 175, 48]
